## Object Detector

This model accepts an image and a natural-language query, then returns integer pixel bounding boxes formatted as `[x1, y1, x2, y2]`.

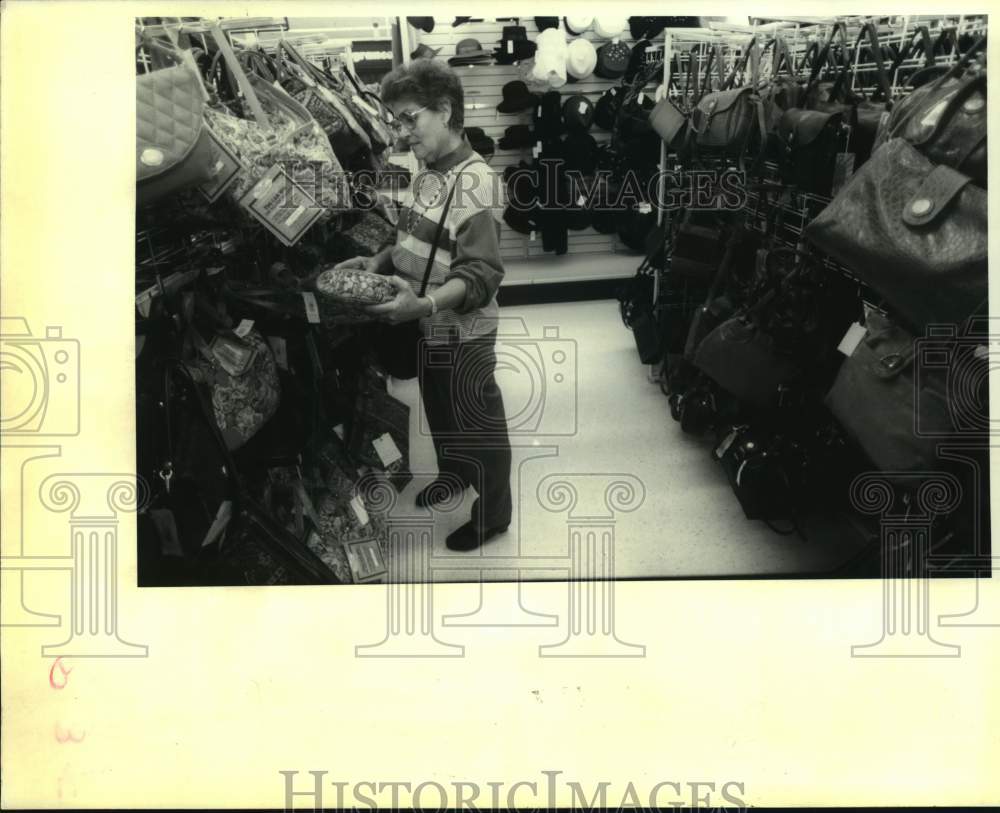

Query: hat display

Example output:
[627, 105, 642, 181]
[410, 43, 441, 60]
[448, 38, 493, 65]
[534, 17, 560, 32]
[464, 126, 495, 157]
[594, 40, 631, 80]
[566, 37, 597, 79]
[407, 17, 435, 33]
[594, 86, 623, 130]
[494, 26, 537, 65]
[593, 16, 628, 39]
[535, 27, 568, 54]
[561, 94, 595, 132]
[563, 16, 593, 36]
[499, 124, 536, 150]
[496, 80, 539, 114]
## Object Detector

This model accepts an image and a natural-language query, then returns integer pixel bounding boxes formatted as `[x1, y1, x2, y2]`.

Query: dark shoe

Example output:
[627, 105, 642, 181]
[415, 477, 466, 508]
[445, 520, 510, 552]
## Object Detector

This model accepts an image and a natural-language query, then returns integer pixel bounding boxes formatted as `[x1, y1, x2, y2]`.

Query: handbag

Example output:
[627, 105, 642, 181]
[682, 225, 748, 361]
[716, 426, 807, 523]
[824, 309, 959, 472]
[372, 166, 462, 380]
[803, 137, 987, 332]
[136, 39, 216, 205]
[650, 53, 691, 150]
[691, 39, 762, 152]
[873, 36, 986, 188]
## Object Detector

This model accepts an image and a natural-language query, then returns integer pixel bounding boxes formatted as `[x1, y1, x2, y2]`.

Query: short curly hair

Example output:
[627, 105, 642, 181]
[380, 59, 465, 131]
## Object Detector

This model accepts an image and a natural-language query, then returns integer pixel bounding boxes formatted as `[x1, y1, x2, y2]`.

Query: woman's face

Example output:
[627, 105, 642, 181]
[389, 98, 452, 162]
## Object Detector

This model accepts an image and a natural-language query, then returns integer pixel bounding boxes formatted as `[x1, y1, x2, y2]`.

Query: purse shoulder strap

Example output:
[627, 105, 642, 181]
[209, 24, 269, 127]
[416, 156, 486, 298]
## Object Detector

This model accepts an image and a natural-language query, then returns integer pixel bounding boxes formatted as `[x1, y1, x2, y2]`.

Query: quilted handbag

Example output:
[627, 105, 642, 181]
[824, 310, 956, 472]
[187, 327, 282, 452]
[873, 37, 986, 188]
[136, 58, 216, 205]
[690, 39, 761, 152]
[803, 137, 987, 332]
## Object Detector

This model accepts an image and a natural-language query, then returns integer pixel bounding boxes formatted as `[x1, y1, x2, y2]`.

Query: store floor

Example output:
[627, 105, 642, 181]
[386, 299, 870, 582]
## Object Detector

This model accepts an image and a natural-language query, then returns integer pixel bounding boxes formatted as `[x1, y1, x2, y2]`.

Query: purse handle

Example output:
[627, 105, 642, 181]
[208, 24, 269, 127]
[853, 22, 894, 104]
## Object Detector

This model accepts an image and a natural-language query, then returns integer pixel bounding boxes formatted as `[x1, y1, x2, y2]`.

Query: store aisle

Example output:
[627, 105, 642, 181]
[389, 298, 868, 581]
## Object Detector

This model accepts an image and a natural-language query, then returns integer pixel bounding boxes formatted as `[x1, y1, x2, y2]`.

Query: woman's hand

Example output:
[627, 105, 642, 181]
[366, 276, 428, 324]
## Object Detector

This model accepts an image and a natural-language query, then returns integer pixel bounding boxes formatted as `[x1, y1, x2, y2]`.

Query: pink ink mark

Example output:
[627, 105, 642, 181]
[49, 657, 72, 690]
[54, 723, 86, 744]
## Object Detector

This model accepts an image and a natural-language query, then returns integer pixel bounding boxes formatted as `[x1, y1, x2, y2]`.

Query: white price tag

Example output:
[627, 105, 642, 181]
[372, 432, 403, 467]
[529, 230, 536, 242]
[507, 40, 514, 54]
[837, 322, 867, 357]
[234, 319, 255, 339]
[576, 194, 586, 206]
[350, 495, 370, 527]
[284, 205, 307, 227]
[638, 202, 652, 214]
[333, 423, 345, 440]
[612, 36, 620, 44]
[302, 292, 320, 324]
[637, 92, 644, 105]
[578, 100, 588, 115]
[267, 336, 288, 370]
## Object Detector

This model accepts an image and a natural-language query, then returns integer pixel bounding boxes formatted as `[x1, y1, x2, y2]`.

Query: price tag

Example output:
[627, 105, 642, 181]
[302, 292, 320, 324]
[267, 336, 288, 370]
[715, 430, 738, 460]
[537, 105, 542, 117]
[578, 100, 588, 115]
[350, 495, 370, 527]
[333, 423, 345, 440]
[638, 202, 652, 214]
[576, 194, 586, 206]
[837, 322, 867, 357]
[234, 319, 255, 339]
[637, 92, 644, 105]
[529, 230, 536, 242]
[612, 36, 620, 44]
[507, 40, 514, 54]
[372, 432, 403, 467]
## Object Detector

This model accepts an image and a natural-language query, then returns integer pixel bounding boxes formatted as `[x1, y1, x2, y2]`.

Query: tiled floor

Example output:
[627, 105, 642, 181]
[387, 299, 868, 581]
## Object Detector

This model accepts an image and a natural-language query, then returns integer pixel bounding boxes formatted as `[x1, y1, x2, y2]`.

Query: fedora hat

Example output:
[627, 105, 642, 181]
[464, 126, 496, 157]
[496, 80, 539, 114]
[410, 43, 441, 60]
[448, 38, 493, 65]
[495, 26, 536, 65]
[499, 124, 536, 150]
[566, 37, 597, 79]
[563, 16, 593, 36]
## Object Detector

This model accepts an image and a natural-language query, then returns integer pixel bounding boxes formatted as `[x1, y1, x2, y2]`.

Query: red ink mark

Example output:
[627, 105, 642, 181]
[49, 657, 72, 690]
[54, 723, 86, 744]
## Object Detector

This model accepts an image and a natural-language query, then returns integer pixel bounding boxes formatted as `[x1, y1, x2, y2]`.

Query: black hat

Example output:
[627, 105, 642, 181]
[540, 208, 569, 254]
[624, 39, 651, 82]
[497, 80, 539, 114]
[533, 90, 564, 140]
[407, 17, 435, 33]
[565, 199, 591, 230]
[499, 124, 536, 150]
[594, 86, 623, 130]
[616, 206, 657, 252]
[504, 161, 540, 209]
[464, 126, 495, 157]
[410, 43, 441, 60]
[448, 38, 493, 65]
[504, 204, 542, 235]
[495, 29, 538, 66]
[563, 131, 598, 175]
[535, 17, 560, 32]
[594, 41, 631, 80]
[561, 94, 595, 132]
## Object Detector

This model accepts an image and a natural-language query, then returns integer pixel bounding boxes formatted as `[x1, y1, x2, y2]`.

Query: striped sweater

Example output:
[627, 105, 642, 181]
[391, 138, 505, 344]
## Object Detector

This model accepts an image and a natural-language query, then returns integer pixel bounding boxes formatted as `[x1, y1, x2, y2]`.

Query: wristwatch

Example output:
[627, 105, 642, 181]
[424, 293, 438, 317]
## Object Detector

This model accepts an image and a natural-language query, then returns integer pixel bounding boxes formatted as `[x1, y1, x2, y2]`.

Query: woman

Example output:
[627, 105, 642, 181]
[333, 59, 512, 552]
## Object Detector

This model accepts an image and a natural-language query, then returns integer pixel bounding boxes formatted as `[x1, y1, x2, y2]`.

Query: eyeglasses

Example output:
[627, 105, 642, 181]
[384, 105, 430, 133]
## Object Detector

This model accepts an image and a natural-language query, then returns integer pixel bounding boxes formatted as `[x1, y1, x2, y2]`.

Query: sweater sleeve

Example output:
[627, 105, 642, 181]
[445, 210, 505, 314]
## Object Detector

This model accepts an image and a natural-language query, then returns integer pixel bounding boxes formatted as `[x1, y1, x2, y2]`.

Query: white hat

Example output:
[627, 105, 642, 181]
[535, 26, 567, 54]
[564, 16, 593, 35]
[528, 49, 567, 89]
[566, 37, 597, 79]
[593, 16, 627, 39]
